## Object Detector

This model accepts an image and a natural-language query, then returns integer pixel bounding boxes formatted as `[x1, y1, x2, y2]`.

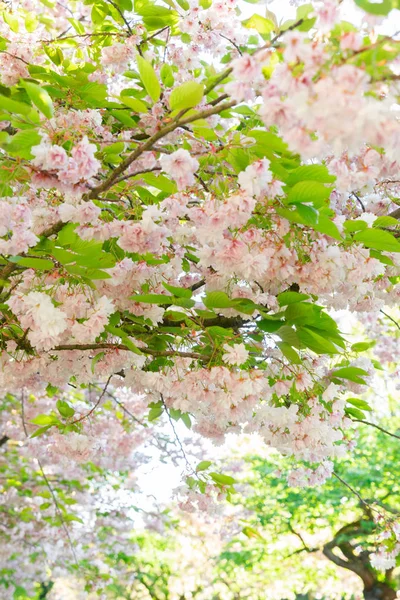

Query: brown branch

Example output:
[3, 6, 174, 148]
[70, 375, 112, 425]
[37, 458, 79, 566]
[113, 166, 161, 185]
[388, 206, 400, 220]
[380, 309, 400, 332]
[52, 343, 205, 360]
[21, 393, 78, 566]
[323, 521, 376, 589]
[333, 472, 376, 515]
[106, 0, 133, 35]
[0, 50, 30, 65]
[190, 278, 206, 292]
[353, 419, 400, 441]
[85, 100, 236, 200]
[139, 26, 169, 46]
[160, 393, 196, 476]
[288, 521, 314, 552]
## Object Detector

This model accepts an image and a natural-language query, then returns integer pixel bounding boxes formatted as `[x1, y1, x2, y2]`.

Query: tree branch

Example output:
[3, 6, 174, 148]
[85, 100, 236, 200]
[53, 343, 205, 360]
[353, 419, 400, 441]
[380, 309, 400, 332]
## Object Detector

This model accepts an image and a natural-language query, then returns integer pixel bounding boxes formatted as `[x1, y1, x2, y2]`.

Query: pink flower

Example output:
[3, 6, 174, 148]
[58, 137, 101, 184]
[46, 145, 69, 170]
[222, 343, 249, 366]
[238, 159, 273, 197]
[231, 55, 260, 83]
[160, 149, 199, 190]
[273, 380, 292, 396]
[340, 31, 362, 52]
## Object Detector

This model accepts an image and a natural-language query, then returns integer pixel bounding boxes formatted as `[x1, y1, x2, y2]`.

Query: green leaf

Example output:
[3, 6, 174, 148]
[351, 341, 375, 352]
[243, 14, 275, 35]
[344, 219, 368, 233]
[65, 265, 112, 280]
[286, 181, 332, 207]
[196, 460, 212, 472]
[22, 81, 54, 119]
[354, 0, 393, 15]
[44, 46, 63, 66]
[345, 407, 367, 421]
[3, 11, 19, 32]
[136, 55, 161, 103]
[91, 351, 105, 373]
[120, 95, 148, 113]
[277, 291, 310, 306]
[277, 325, 301, 348]
[131, 293, 173, 304]
[277, 342, 301, 364]
[296, 203, 319, 225]
[169, 81, 204, 112]
[210, 472, 236, 486]
[354, 228, 400, 252]
[148, 405, 163, 421]
[258, 318, 285, 333]
[67, 17, 85, 34]
[313, 215, 342, 241]
[106, 325, 143, 355]
[92, 4, 109, 24]
[298, 327, 341, 354]
[110, 109, 137, 127]
[25, 13, 38, 32]
[9, 257, 54, 271]
[242, 526, 265, 540]
[347, 398, 372, 411]
[56, 400, 75, 418]
[331, 366, 369, 384]
[162, 282, 192, 298]
[286, 165, 336, 186]
[5, 129, 42, 159]
[141, 172, 177, 194]
[30, 425, 52, 439]
[0, 95, 31, 116]
[134, 2, 179, 29]
[30, 414, 59, 426]
[373, 215, 399, 228]
[160, 63, 174, 87]
[103, 142, 125, 155]
[203, 291, 234, 309]
[180, 412, 192, 429]
[248, 130, 288, 155]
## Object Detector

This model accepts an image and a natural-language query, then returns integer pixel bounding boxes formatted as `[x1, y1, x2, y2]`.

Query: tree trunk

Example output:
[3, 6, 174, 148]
[364, 582, 397, 600]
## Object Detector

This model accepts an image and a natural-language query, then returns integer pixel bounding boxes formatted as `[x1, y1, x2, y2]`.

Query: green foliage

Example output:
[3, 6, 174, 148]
[169, 81, 204, 111]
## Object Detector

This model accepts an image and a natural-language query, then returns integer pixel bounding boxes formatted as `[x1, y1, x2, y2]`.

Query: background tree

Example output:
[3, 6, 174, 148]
[224, 422, 400, 600]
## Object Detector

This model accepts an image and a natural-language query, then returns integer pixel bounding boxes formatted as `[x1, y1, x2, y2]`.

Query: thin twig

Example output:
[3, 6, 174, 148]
[21, 393, 78, 565]
[380, 309, 400, 332]
[70, 375, 112, 425]
[333, 472, 379, 515]
[139, 26, 169, 46]
[219, 33, 243, 56]
[106, 0, 133, 35]
[353, 419, 400, 441]
[351, 192, 365, 213]
[107, 391, 147, 427]
[160, 394, 196, 477]
[37, 459, 79, 565]
[53, 343, 205, 360]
